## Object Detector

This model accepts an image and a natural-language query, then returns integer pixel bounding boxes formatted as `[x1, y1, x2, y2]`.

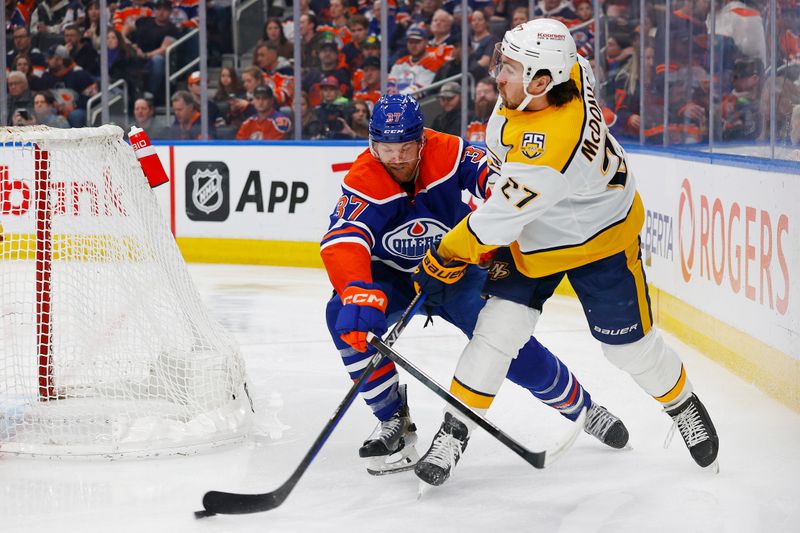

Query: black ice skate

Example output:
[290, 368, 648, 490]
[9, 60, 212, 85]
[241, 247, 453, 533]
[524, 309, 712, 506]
[584, 402, 630, 449]
[359, 384, 419, 475]
[666, 394, 719, 470]
[415, 412, 470, 487]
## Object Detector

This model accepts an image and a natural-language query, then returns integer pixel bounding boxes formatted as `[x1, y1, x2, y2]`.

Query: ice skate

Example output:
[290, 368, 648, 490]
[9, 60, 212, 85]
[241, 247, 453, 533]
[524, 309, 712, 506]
[359, 384, 419, 475]
[584, 402, 629, 449]
[415, 412, 470, 487]
[666, 394, 719, 471]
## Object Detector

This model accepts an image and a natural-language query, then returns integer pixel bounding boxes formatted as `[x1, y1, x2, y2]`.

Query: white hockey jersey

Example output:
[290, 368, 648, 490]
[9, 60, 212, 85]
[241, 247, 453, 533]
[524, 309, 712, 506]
[438, 56, 645, 277]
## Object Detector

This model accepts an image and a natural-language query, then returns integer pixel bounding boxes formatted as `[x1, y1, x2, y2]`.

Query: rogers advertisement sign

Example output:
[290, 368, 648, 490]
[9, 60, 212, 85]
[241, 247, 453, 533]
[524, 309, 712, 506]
[677, 178, 790, 315]
[634, 153, 798, 359]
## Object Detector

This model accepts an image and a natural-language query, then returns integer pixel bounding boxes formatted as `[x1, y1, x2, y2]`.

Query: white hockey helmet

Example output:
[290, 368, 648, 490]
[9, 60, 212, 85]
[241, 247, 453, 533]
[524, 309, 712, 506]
[491, 18, 578, 110]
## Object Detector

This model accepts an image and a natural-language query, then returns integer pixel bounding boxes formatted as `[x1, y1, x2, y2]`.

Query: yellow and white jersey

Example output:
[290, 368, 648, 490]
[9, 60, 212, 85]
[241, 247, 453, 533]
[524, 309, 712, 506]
[438, 56, 645, 277]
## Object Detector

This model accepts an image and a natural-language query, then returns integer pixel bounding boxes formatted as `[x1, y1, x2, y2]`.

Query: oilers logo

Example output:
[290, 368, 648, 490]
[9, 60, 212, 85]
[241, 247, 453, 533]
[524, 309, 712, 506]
[382, 218, 449, 260]
[521, 132, 546, 159]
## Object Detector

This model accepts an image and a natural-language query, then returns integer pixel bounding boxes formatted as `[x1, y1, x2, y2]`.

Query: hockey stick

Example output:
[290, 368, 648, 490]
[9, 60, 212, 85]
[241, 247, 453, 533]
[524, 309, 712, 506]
[367, 335, 586, 469]
[195, 293, 426, 518]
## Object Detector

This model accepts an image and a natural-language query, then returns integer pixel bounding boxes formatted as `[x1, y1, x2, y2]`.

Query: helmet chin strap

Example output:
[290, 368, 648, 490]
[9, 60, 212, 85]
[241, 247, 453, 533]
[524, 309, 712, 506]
[409, 136, 426, 182]
[514, 79, 554, 111]
[515, 93, 535, 111]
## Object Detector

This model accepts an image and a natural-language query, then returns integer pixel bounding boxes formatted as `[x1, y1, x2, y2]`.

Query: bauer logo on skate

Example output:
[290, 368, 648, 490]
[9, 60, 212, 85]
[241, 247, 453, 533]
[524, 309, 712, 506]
[186, 162, 229, 222]
[382, 218, 449, 260]
[676, 177, 790, 315]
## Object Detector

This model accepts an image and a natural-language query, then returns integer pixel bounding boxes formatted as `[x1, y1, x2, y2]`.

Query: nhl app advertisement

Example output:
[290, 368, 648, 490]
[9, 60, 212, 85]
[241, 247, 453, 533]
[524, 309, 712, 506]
[173, 145, 364, 241]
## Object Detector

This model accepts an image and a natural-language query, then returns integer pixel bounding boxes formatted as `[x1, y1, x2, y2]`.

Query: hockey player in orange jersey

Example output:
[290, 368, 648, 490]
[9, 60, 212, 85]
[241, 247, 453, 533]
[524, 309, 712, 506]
[321, 94, 629, 476]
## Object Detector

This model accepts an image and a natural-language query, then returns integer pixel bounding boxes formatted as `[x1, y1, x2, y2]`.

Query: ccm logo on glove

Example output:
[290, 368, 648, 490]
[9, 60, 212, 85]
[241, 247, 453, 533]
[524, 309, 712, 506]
[336, 282, 389, 352]
[342, 291, 386, 308]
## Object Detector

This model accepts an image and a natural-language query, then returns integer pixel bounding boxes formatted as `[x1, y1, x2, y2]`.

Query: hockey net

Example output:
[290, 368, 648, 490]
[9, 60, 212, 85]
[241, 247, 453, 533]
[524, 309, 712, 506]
[0, 125, 252, 457]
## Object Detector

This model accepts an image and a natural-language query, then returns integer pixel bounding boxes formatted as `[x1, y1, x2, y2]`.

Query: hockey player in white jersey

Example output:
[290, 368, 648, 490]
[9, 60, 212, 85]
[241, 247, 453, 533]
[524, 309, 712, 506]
[412, 18, 719, 487]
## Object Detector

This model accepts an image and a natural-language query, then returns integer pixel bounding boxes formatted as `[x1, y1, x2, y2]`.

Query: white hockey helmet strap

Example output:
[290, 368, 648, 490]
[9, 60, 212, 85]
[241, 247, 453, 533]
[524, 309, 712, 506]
[498, 19, 577, 110]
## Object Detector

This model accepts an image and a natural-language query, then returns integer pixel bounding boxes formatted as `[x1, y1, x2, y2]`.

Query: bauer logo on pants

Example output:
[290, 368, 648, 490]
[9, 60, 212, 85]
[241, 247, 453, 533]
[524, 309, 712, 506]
[186, 162, 229, 221]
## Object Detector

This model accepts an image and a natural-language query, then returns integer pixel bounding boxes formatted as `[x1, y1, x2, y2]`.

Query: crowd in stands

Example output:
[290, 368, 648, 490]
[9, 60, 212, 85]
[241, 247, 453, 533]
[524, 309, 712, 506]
[599, 0, 800, 146]
[4, 0, 800, 147]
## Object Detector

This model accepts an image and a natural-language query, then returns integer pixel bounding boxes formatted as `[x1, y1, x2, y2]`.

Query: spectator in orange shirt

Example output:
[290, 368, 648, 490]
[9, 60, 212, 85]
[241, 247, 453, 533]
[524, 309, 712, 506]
[389, 25, 445, 94]
[236, 85, 292, 140]
[115, 0, 153, 35]
[253, 41, 295, 107]
[353, 56, 381, 108]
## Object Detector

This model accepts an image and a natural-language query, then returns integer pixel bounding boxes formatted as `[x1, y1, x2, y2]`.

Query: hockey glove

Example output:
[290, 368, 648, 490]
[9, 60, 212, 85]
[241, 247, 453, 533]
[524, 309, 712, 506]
[412, 247, 468, 307]
[335, 282, 388, 352]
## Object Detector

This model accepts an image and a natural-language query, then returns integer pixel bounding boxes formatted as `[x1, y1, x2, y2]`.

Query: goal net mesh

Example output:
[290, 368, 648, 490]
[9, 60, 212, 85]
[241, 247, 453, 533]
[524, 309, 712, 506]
[0, 125, 251, 457]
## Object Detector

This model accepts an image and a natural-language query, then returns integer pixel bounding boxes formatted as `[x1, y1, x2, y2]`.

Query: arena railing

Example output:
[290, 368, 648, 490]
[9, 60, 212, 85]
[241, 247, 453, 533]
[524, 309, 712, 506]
[164, 28, 200, 122]
[232, 0, 269, 71]
[86, 79, 128, 127]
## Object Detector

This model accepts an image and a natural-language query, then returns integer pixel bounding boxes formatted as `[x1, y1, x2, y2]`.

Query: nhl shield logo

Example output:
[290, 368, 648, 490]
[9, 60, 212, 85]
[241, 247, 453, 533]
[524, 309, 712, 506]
[520, 132, 546, 159]
[185, 161, 229, 221]
[192, 168, 224, 214]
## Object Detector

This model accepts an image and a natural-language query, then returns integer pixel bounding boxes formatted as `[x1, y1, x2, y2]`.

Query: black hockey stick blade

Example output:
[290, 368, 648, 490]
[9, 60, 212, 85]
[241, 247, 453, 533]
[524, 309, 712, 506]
[366, 335, 586, 469]
[195, 294, 426, 518]
[196, 491, 283, 517]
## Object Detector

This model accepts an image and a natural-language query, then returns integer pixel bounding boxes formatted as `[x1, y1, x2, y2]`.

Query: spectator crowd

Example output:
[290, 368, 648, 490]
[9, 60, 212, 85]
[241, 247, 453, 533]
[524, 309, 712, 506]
[4, 0, 800, 147]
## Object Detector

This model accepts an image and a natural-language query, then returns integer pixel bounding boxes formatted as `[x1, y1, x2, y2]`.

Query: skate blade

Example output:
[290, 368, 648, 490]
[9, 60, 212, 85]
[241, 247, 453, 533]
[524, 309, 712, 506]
[366, 446, 420, 476]
[704, 460, 720, 474]
[417, 480, 431, 500]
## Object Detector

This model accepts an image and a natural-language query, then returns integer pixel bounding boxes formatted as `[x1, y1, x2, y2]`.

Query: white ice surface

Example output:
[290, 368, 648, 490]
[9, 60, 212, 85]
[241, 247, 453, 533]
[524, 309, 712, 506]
[2, 264, 798, 533]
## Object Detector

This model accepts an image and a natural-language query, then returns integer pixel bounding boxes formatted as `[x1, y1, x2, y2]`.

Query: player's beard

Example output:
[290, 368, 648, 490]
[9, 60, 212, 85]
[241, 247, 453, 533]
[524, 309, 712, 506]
[385, 160, 418, 183]
[498, 87, 518, 110]
[475, 99, 494, 120]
